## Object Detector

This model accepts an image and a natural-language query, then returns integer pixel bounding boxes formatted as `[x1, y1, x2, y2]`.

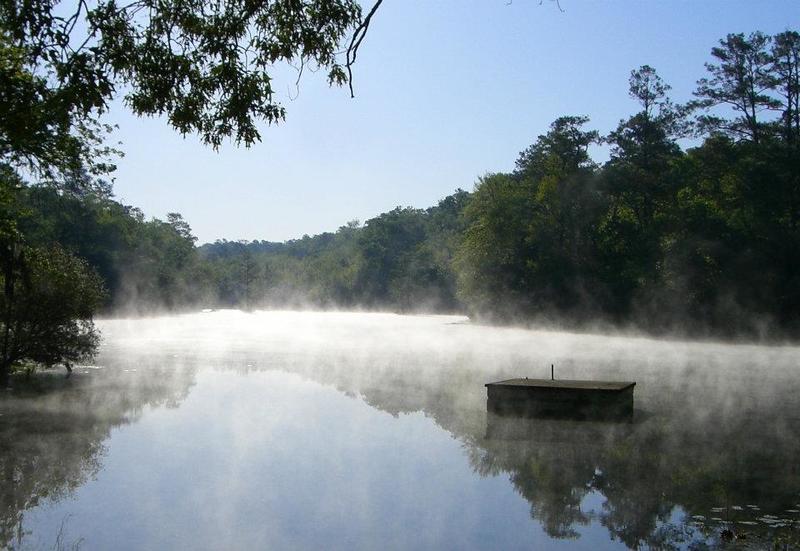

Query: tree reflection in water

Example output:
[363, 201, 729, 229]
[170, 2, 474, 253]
[292, 346, 800, 549]
[0, 364, 197, 549]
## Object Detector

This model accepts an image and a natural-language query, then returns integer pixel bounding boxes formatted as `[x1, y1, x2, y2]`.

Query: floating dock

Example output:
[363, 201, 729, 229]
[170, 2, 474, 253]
[485, 378, 635, 421]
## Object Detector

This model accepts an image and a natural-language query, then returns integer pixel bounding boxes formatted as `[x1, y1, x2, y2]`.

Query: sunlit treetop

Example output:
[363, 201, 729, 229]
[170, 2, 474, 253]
[694, 31, 800, 145]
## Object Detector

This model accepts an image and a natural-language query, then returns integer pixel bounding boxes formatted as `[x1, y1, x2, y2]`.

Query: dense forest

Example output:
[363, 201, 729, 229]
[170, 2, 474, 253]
[4, 30, 800, 342]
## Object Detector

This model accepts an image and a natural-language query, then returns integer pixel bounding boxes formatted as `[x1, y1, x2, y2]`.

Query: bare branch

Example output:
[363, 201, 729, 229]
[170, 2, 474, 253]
[288, 57, 306, 101]
[346, 0, 384, 98]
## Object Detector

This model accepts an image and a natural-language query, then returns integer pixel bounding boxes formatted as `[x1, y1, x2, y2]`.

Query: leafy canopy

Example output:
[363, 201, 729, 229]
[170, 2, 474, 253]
[1, 0, 374, 177]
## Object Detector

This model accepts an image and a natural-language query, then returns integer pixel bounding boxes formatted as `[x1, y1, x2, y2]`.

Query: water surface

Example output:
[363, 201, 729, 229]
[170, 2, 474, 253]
[2, 311, 799, 549]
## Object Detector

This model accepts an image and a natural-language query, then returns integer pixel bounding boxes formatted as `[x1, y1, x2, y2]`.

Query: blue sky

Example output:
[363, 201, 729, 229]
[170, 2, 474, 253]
[106, 0, 798, 244]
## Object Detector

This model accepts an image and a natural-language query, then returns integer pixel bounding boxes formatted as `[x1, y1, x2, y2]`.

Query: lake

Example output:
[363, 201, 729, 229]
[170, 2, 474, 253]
[2, 311, 799, 550]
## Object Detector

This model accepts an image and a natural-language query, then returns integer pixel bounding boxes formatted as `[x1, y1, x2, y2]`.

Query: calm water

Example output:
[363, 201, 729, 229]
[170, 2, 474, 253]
[2, 311, 800, 550]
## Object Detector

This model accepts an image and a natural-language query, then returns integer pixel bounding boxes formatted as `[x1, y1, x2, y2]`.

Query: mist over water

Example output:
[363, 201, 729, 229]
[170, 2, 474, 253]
[2, 311, 799, 550]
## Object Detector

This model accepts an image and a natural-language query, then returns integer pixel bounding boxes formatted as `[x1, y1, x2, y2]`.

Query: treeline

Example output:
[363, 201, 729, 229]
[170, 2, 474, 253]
[456, 31, 800, 336]
[198, 191, 469, 312]
[16, 180, 202, 310]
[12, 180, 469, 312]
[11, 30, 800, 338]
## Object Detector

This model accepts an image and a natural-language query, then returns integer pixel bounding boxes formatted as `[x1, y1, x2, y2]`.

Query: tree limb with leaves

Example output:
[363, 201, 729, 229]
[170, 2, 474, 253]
[1, 0, 384, 179]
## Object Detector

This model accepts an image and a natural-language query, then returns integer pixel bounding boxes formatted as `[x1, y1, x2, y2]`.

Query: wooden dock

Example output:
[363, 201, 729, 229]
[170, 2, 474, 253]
[486, 378, 635, 421]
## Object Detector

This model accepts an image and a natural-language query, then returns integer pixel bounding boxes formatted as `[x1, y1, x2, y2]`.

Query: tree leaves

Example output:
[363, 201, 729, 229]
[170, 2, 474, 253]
[1, 0, 367, 176]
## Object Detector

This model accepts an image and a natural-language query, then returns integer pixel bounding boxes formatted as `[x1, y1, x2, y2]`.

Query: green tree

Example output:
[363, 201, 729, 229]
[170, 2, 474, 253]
[356, 207, 428, 306]
[0, 37, 116, 180]
[694, 32, 779, 144]
[667, 134, 800, 334]
[238, 244, 262, 309]
[599, 67, 685, 318]
[516, 116, 603, 316]
[457, 117, 602, 320]
[0, 245, 105, 386]
[771, 31, 800, 144]
[515, 116, 598, 181]
[455, 173, 531, 318]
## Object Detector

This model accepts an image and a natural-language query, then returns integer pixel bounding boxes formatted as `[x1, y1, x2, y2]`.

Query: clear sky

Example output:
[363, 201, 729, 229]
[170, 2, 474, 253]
[106, 0, 798, 244]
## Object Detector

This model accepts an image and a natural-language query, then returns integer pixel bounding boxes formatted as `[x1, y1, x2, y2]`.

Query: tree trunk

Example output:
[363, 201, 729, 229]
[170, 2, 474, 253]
[1, 241, 15, 388]
[0, 360, 9, 388]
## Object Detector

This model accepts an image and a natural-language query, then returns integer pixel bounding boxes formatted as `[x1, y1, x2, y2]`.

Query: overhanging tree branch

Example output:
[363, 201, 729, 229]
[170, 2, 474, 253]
[346, 0, 384, 98]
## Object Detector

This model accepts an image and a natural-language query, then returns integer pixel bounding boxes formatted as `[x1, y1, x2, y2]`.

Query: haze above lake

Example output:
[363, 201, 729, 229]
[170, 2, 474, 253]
[2, 311, 799, 550]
